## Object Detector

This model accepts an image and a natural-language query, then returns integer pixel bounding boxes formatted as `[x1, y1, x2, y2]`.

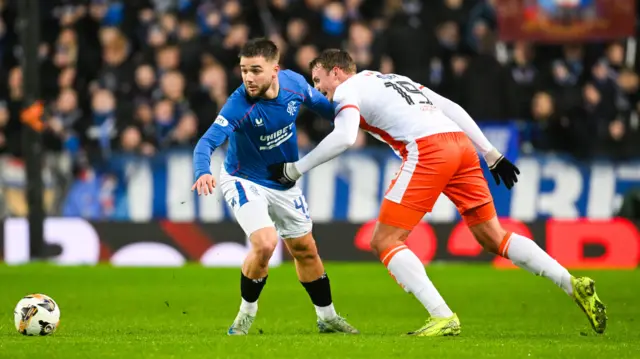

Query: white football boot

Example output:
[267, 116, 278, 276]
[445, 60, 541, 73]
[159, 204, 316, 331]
[317, 315, 360, 334]
[227, 311, 256, 335]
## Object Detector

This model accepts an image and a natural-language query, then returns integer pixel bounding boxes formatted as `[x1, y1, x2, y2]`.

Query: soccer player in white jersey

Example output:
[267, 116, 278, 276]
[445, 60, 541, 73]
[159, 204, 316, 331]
[268, 49, 607, 336]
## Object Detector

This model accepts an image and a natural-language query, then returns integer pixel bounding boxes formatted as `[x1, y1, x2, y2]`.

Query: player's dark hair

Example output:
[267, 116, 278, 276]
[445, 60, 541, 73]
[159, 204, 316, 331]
[308, 49, 357, 74]
[238, 38, 280, 62]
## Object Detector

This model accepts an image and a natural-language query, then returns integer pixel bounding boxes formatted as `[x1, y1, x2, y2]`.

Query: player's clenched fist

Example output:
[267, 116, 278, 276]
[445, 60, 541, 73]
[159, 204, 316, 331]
[192, 174, 216, 196]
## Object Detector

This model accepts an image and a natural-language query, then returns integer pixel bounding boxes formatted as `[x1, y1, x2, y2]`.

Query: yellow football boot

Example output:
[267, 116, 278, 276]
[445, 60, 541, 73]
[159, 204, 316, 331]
[572, 276, 607, 334]
[408, 313, 461, 337]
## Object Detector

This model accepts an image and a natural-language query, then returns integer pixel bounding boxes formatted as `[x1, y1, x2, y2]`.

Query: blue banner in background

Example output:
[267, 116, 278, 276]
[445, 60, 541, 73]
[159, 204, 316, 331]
[476, 122, 520, 217]
[60, 124, 640, 222]
[479, 122, 520, 164]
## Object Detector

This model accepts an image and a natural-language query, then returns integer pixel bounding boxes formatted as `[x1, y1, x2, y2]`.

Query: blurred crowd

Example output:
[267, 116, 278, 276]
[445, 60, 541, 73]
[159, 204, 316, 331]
[0, 0, 639, 166]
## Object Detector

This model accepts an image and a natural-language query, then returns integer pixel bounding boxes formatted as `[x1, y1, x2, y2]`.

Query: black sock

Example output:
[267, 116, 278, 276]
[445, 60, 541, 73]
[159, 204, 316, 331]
[241, 272, 268, 303]
[301, 273, 333, 307]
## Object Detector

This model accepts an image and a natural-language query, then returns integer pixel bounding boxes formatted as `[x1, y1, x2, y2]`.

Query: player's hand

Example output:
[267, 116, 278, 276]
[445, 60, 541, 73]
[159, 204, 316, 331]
[484, 149, 520, 190]
[268, 162, 302, 185]
[192, 174, 216, 196]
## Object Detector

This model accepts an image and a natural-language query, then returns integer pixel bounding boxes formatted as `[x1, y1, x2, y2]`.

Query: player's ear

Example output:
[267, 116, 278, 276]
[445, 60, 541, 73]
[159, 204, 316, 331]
[273, 63, 280, 78]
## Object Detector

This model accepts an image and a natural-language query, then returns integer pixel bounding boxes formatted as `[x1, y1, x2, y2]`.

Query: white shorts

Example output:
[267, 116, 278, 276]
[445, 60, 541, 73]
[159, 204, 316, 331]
[219, 167, 312, 239]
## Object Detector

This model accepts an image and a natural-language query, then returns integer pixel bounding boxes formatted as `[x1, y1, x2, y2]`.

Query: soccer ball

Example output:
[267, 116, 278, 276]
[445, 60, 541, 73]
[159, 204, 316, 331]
[14, 294, 61, 336]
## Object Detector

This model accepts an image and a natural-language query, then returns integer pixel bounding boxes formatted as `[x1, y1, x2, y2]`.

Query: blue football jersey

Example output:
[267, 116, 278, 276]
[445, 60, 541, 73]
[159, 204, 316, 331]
[193, 70, 335, 190]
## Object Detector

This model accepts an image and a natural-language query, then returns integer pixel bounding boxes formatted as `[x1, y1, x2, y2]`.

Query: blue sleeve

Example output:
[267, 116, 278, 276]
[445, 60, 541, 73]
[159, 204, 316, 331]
[193, 101, 241, 180]
[285, 70, 335, 121]
[303, 84, 336, 121]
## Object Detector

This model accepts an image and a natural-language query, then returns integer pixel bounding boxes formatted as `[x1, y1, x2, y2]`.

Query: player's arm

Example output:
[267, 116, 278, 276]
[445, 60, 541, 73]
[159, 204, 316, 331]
[421, 85, 520, 189]
[268, 86, 360, 185]
[303, 83, 336, 120]
[193, 114, 234, 178]
[296, 104, 360, 172]
[192, 100, 240, 194]
[421, 85, 495, 157]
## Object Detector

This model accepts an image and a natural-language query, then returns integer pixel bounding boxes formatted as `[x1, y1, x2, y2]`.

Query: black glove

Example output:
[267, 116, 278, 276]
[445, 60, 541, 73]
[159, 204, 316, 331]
[268, 162, 301, 186]
[488, 155, 520, 190]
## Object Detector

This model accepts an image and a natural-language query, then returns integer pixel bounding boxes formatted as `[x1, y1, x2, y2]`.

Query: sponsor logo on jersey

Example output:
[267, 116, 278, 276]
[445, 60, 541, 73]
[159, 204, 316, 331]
[254, 118, 264, 127]
[214, 116, 228, 127]
[259, 123, 294, 150]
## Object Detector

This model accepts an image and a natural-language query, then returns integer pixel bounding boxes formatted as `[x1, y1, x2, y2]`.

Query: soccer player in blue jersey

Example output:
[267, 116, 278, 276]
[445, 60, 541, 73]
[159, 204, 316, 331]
[191, 38, 359, 336]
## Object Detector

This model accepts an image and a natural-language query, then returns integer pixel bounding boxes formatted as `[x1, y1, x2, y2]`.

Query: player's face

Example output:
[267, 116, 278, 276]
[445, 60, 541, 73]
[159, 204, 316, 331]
[240, 56, 278, 98]
[311, 66, 340, 101]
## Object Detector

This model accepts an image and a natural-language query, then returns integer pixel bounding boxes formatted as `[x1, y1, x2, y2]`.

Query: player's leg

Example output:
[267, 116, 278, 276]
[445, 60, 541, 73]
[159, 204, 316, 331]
[373, 137, 461, 336]
[465, 209, 607, 333]
[270, 187, 358, 334]
[466, 207, 573, 294]
[283, 233, 358, 334]
[373, 201, 460, 337]
[240, 223, 278, 314]
[372, 202, 453, 320]
[220, 176, 277, 335]
[283, 233, 332, 315]
[444, 133, 607, 333]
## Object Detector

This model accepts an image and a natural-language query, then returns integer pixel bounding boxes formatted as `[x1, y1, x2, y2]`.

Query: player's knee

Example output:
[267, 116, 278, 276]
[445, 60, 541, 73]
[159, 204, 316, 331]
[250, 229, 279, 264]
[291, 247, 319, 263]
[253, 240, 278, 263]
[288, 235, 320, 263]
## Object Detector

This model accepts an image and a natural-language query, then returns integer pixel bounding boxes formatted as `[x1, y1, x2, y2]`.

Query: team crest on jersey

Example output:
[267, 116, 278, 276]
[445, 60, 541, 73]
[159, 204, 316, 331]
[287, 101, 297, 116]
[254, 118, 264, 127]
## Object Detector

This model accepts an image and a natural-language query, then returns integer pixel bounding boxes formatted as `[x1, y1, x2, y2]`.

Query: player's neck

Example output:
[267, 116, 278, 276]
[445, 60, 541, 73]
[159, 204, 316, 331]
[261, 79, 280, 100]
[338, 73, 354, 85]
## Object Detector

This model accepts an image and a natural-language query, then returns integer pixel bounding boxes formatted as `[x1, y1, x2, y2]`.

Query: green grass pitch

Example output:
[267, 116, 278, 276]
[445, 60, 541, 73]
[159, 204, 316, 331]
[0, 263, 638, 359]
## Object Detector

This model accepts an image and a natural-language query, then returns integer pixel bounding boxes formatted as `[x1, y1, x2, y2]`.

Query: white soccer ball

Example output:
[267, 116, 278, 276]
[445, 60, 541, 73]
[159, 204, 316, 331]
[14, 294, 61, 336]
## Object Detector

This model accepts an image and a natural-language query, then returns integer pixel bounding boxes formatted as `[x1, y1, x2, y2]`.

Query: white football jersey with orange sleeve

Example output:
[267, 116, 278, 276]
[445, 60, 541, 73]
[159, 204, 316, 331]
[332, 70, 463, 156]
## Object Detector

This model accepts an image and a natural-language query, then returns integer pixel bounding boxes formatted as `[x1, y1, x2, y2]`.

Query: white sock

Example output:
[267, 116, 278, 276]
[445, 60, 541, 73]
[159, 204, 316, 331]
[430, 304, 453, 318]
[315, 303, 338, 321]
[382, 244, 454, 318]
[502, 233, 573, 296]
[239, 298, 258, 316]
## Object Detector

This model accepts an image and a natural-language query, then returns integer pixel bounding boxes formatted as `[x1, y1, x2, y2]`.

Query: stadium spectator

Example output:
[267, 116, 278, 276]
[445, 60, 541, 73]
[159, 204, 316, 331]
[133, 63, 159, 103]
[0, 0, 639, 217]
[507, 41, 540, 120]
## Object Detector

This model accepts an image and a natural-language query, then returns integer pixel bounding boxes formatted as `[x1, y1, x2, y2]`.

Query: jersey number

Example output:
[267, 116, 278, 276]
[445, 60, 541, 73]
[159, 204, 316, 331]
[294, 196, 310, 220]
[384, 80, 433, 106]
